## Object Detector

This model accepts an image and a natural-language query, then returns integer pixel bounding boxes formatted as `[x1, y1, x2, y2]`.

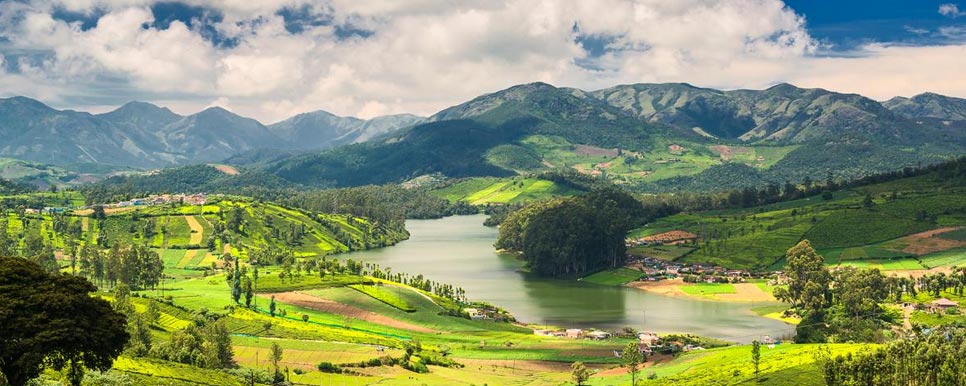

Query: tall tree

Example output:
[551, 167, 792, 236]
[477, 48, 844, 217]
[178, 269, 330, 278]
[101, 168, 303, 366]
[775, 240, 830, 316]
[0, 256, 129, 386]
[571, 361, 591, 386]
[621, 342, 643, 386]
[751, 340, 761, 382]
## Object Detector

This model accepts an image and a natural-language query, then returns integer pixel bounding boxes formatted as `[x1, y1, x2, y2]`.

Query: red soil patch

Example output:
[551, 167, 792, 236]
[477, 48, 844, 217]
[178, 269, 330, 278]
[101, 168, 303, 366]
[639, 230, 699, 244]
[574, 144, 619, 157]
[667, 144, 685, 154]
[267, 291, 438, 333]
[899, 227, 966, 255]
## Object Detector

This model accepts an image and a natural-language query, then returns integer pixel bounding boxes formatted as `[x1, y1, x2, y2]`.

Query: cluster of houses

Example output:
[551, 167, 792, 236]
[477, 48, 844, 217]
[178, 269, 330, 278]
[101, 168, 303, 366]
[113, 193, 208, 208]
[627, 255, 752, 284]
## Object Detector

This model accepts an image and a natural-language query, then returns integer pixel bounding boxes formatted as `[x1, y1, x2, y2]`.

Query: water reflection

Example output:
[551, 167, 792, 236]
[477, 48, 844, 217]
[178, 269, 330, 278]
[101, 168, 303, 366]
[345, 214, 793, 342]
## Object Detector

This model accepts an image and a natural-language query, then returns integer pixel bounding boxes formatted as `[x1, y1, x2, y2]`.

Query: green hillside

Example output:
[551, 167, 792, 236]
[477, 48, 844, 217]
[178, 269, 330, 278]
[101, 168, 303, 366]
[629, 163, 966, 270]
[431, 176, 585, 205]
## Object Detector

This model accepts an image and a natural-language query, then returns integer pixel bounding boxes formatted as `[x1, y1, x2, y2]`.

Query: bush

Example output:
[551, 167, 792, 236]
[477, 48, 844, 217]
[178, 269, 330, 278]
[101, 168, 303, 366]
[317, 362, 342, 374]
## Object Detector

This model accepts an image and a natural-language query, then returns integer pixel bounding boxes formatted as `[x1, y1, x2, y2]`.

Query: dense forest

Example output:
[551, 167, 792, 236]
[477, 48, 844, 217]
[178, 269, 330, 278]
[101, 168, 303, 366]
[495, 188, 655, 277]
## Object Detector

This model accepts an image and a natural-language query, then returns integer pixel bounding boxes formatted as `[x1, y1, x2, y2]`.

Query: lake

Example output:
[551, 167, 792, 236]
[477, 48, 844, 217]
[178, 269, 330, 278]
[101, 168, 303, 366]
[346, 214, 794, 343]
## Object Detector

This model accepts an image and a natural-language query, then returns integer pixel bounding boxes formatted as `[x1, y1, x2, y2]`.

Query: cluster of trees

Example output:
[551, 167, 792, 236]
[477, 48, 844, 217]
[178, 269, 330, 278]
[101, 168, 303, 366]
[776, 240, 894, 343]
[77, 244, 164, 290]
[819, 327, 966, 386]
[496, 188, 651, 277]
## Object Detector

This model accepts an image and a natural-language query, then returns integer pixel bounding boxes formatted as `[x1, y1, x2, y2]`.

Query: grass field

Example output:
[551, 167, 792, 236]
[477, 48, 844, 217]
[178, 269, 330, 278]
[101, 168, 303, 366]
[581, 268, 645, 286]
[628, 244, 695, 261]
[349, 284, 417, 312]
[432, 176, 583, 205]
[679, 283, 736, 297]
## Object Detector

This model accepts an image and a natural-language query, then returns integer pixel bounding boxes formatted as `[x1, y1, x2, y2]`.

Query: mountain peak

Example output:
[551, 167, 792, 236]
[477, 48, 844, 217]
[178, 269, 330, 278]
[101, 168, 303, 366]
[0, 96, 54, 112]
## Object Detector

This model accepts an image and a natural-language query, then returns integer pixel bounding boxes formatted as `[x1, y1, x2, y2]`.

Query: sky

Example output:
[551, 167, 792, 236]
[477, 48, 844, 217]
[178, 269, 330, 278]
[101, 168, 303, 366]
[0, 0, 964, 123]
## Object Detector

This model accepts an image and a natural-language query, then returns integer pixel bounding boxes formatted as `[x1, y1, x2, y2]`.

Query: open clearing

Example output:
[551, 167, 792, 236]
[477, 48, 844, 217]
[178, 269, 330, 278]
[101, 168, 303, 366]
[267, 291, 438, 333]
[629, 279, 777, 302]
[210, 164, 240, 175]
[184, 215, 204, 245]
[637, 230, 699, 244]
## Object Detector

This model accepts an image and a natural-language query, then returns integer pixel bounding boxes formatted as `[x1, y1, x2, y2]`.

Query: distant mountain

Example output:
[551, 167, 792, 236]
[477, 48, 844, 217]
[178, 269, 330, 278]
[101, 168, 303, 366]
[0, 97, 422, 169]
[262, 82, 966, 189]
[268, 111, 423, 150]
[884, 93, 966, 121]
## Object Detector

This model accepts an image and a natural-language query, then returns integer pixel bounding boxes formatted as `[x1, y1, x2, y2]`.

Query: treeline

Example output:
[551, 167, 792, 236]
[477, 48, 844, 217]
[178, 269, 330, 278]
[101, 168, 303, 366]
[778, 239, 966, 344]
[495, 188, 662, 277]
[819, 326, 966, 386]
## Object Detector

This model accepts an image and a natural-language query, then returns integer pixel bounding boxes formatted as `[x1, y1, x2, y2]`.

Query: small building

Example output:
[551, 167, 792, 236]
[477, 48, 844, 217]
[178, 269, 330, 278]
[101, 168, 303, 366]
[566, 329, 584, 339]
[639, 332, 660, 346]
[587, 331, 611, 340]
[931, 298, 959, 313]
[464, 308, 486, 320]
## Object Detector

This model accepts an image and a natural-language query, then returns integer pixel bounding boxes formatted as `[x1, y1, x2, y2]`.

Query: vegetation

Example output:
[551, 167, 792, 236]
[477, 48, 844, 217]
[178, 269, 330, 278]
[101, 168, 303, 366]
[0, 256, 129, 386]
[819, 327, 966, 386]
[348, 284, 417, 312]
[497, 188, 647, 277]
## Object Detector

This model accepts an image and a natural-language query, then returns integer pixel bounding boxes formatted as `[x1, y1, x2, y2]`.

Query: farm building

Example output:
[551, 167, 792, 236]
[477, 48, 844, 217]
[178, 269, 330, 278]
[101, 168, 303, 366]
[566, 329, 584, 339]
[930, 298, 959, 313]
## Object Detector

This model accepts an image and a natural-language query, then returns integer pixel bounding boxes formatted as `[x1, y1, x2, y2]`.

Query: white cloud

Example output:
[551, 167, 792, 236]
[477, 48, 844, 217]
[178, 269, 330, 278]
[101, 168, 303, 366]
[0, 0, 964, 123]
[939, 3, 965, 17]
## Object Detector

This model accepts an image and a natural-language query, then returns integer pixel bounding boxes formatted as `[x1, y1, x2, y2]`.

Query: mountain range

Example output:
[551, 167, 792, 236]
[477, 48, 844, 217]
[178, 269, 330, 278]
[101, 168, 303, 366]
[2, 82, 965, 191]
[0, 97, 424, 169]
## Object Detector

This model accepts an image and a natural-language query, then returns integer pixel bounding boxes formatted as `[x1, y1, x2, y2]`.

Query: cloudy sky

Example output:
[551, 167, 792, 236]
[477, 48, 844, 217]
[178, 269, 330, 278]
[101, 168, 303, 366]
[0, 0, 964, 123]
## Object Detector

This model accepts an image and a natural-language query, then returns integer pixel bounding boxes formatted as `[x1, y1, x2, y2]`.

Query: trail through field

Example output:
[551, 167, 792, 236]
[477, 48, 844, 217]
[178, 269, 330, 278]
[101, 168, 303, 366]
[268, 291, 439, 333]
[81, 217, 89, 232]
[184, 216, 203, 245]
[903, 305, 913, 330]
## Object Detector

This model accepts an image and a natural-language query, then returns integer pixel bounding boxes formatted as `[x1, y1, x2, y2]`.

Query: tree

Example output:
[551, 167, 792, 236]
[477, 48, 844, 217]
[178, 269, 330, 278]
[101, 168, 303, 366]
[621, 341, 643, 386]
[571, 361, 591, 385]
[0, 256, 129, 386]
[751, 340, 761, 382]
[775, 240, 830, 316]
[270, 342, 284, 381]
[242, 276, 254, 307]
[269, 295, 277, 317]
[862, 194, 874, 208]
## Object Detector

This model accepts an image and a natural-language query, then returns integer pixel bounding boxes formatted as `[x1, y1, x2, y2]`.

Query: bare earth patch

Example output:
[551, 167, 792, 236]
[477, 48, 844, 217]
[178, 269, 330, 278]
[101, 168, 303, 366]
[184, 216, 204, 245]
[627, 278, 688, 297]
[639, 230, 699, 244]
[899, 227, 966, 255]
[715, 283, 776, 302]
[211, 164, 240, 175]
[267, 291, 438, 333]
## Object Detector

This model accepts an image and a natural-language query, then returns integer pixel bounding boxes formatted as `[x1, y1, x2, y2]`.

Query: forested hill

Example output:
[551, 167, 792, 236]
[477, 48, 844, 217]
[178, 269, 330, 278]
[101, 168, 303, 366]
[258, 82, 966, 190]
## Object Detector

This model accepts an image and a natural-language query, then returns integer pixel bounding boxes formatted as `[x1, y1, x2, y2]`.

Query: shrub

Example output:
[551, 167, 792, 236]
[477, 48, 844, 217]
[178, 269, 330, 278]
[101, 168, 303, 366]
[317, 362, 342, 374]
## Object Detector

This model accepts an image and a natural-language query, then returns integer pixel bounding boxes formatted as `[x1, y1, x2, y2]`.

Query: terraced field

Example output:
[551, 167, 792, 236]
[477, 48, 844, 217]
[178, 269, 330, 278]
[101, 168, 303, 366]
[432, 176, 583, 205]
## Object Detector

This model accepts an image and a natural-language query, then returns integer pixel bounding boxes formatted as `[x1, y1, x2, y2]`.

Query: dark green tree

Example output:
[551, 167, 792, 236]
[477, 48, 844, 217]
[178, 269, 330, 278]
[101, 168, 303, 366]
[751, 340, 761, 382]
[0, 256, 129, 386]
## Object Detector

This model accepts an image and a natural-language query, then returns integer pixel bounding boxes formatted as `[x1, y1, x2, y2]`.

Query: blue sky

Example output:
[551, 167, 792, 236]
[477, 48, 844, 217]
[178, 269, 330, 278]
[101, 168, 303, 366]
[0, 1, 963, 122]
[787, 0, 966, 49]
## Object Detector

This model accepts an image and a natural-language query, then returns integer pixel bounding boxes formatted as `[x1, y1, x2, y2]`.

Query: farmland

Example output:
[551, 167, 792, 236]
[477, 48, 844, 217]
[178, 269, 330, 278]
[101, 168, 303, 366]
[431, 176, 583, 205]
[628, 169, 966, 270]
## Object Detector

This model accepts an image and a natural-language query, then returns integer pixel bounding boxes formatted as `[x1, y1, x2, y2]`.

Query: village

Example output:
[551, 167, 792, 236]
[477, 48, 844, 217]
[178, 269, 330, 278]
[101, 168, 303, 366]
[27, 193, 210, 215]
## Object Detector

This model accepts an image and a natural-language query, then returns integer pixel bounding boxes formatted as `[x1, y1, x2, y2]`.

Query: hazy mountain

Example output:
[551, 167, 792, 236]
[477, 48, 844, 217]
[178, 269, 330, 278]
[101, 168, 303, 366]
[0, 98, 423, 168]
[268, 111, 423, 150]
[883, 93, 966, 121]
[0, 97, 163, 168]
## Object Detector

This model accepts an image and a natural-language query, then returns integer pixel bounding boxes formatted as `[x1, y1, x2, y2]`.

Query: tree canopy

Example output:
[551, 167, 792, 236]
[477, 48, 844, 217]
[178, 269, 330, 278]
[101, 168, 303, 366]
[0, 256, 129, 386]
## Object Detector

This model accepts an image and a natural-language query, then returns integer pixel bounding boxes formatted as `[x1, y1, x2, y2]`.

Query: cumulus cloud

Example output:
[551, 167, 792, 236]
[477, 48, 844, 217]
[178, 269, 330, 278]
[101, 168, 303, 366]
[939, 3, 965, 17]
[0, 0, 964, 123]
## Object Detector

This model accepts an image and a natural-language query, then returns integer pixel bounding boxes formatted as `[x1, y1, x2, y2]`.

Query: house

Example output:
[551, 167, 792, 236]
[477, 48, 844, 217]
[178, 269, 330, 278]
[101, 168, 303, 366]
[638, 343, 653, 356]
[587, 331, 611, 340]
[464, 308, 486, 320]
[930, 298, 959, 313]
[566, 329, 584, 339]
[638, 332, 660, 346]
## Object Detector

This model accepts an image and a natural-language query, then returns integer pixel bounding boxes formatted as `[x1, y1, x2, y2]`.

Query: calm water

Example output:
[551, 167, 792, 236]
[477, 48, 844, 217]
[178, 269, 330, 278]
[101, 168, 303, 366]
[346, 214, 793, 343]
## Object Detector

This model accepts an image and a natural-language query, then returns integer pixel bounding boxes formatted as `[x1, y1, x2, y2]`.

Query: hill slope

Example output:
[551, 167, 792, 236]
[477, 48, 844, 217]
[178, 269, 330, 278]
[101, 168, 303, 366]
[263, 82, 966, 189]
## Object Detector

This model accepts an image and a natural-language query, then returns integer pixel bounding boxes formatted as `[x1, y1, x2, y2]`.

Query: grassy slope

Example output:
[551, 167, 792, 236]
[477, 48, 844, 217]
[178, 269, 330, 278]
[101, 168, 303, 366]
[431, 176, 583, 205]
[629, 172, 966, 269]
